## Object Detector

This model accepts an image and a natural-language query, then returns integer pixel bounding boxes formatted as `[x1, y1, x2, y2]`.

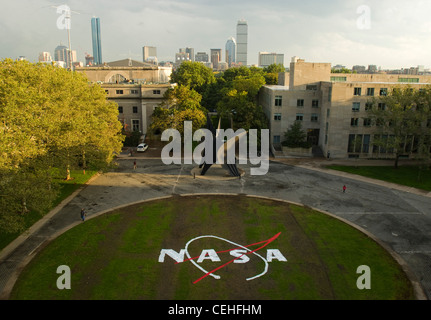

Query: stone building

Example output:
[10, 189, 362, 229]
[259, 58, 431, 159]
[75, 59, 173, 135]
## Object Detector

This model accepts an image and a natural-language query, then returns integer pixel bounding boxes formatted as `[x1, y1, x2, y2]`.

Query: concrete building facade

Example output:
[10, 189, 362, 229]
[259, 58, 431, 159]
[76, 59, 173, 135]
[258, 52, 284, 68]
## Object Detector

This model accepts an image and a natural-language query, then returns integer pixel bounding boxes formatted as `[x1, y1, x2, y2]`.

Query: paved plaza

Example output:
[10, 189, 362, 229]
[1, 152, 430, 299]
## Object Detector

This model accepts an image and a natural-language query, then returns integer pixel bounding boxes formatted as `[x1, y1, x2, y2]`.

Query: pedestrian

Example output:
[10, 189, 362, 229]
[133, 160, 137, 170]
[343, 185, 346, 193]
[80, 208, 87, 221]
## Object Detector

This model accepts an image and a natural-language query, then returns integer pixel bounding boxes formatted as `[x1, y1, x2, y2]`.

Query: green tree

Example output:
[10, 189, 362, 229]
[150, 85, 206, 136]
[282, 121, 310, 148]
[366, 86, 428, 169]
[0, 59, 123, 233]
[170, 61, 215, 94]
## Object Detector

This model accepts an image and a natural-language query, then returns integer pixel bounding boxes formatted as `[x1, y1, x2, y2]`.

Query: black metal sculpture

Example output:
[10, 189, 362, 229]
[199, 114, 243, 177]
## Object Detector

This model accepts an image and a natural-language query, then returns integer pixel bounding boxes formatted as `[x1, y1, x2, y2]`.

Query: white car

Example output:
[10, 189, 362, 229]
[137, 143, 148, 152]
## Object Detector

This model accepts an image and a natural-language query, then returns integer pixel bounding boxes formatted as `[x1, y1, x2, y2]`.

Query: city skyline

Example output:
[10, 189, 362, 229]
[2, 0, 431, 69]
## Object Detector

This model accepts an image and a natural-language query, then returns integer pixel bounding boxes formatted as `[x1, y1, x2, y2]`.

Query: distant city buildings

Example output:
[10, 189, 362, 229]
[225, 37, 236, 67]
[54, 44, 76, 68]
[38, 52, 52, 62]
[143, 46, 157, 65]
[236, 19, 248, 66]
[195, 52, 209, 63]
[210, 49, 222, 70]
[258, 52, 284, 68]
[91, 17, 103, 65]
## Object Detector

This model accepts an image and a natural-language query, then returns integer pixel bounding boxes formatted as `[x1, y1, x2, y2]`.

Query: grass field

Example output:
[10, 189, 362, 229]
[10, 195, 415, 300]
[327, 165, 431, 191]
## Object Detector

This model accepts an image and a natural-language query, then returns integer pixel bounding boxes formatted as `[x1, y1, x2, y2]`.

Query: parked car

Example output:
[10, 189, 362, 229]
[137, 143, 149, 152]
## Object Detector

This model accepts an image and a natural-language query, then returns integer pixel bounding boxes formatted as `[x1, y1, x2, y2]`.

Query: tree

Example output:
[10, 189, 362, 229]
[170, 61, 215, 94]
[0, 59, 124, 233]
[263, 63, 285, 85]
[282, 121, 310, 148]
[150, 85, 206, 136]
[366, 86, 429, 169]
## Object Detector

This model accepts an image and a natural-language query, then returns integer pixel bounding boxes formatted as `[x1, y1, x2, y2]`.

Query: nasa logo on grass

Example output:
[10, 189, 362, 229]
[158, 232, 287, 284]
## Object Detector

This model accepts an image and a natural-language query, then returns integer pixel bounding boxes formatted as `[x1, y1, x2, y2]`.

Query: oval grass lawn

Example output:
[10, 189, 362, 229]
[10, 195, 415, 300]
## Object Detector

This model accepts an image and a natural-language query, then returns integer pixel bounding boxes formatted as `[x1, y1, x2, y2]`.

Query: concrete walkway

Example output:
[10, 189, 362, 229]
[1, 155, 430, 299]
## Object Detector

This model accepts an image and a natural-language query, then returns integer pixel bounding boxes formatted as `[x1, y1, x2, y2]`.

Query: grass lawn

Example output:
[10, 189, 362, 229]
[327, 165, 431, 191]
[10, 195, 415, 300]
[0, 170, 98, 252]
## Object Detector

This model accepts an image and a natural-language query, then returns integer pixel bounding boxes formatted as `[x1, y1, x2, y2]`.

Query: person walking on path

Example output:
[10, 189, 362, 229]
[80, 208, 87, 222]
[343, 185, 346, 193]
[133, 160, 137, 170]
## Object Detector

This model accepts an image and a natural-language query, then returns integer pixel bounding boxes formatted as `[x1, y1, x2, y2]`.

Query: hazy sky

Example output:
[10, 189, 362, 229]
[1, 0, 431, 69]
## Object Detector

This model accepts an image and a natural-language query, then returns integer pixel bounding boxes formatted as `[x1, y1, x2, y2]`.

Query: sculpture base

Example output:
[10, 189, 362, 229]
[191, 165, 245, 181]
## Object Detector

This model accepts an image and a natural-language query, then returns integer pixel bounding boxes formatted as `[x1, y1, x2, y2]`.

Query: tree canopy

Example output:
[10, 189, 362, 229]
[170, 61, 215, 94]
[0, 59, 124, 233]
[366, 86, 431, 168]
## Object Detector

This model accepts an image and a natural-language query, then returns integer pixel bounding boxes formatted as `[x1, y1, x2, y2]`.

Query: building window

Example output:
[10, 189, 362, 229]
[132, 120, 140, 132]
[274, 113, 281, 121]
[363, 135, 370, 153]
[365, 102, 373, 110]
[351, 118, 359, 126]
[312, 100, 319, 108]
[306, 85, 318, 90]
[378, 103, 386, 110]
[327, 109, 330, 117]
[367, 88, 375, 96]
[352, 102, 360, 112]
[380, 88, 388, 96]
[330, 76, 347, 82]
[296, 113, 304, 121]
[153, 90, 161, 95]
[311, 114, 319, 122]
[116, 90, 124, 94]
[354, 87, 362, 96]
[118, 106, 123, 114]
[363, 118, 372, 127]
[131, 89, 139, 94]
[275, 96, 282, 106]
[297, 99, 304, 107]
[398, 78, 419, 83]
[105, 90, 109, 94]
[133, 106, 138, 113]
[273, 135, 281, 145]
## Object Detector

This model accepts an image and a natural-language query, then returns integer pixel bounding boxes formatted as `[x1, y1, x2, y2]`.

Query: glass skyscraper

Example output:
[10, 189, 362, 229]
[91, 17, 102, 65]
[225, 37, 236, 67]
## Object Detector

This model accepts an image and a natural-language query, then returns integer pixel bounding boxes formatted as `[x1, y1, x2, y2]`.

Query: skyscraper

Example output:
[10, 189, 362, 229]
[143, 46, 157, 63]
[225, 37, 236, 67]
[236, 19, 248, 66]
[91, 17, 102, 65]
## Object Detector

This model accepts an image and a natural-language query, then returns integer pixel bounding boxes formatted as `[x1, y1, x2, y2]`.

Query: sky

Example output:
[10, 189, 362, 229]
[1, 0, 431, 69]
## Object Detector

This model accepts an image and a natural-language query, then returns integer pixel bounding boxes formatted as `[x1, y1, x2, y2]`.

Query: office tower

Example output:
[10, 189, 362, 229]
[236, 19, 248, 66]
[54, 44, 76, 68]
[185, 47, 195, 62]
[38, 52, 52, 62]
[225, 37, 236, 67]
[91, 17, 102, 65]
[195, 52, 209, 62]
[258, 52, 284, 67]
[143, 46, 157, 63]
[210, 49, 222, 70]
